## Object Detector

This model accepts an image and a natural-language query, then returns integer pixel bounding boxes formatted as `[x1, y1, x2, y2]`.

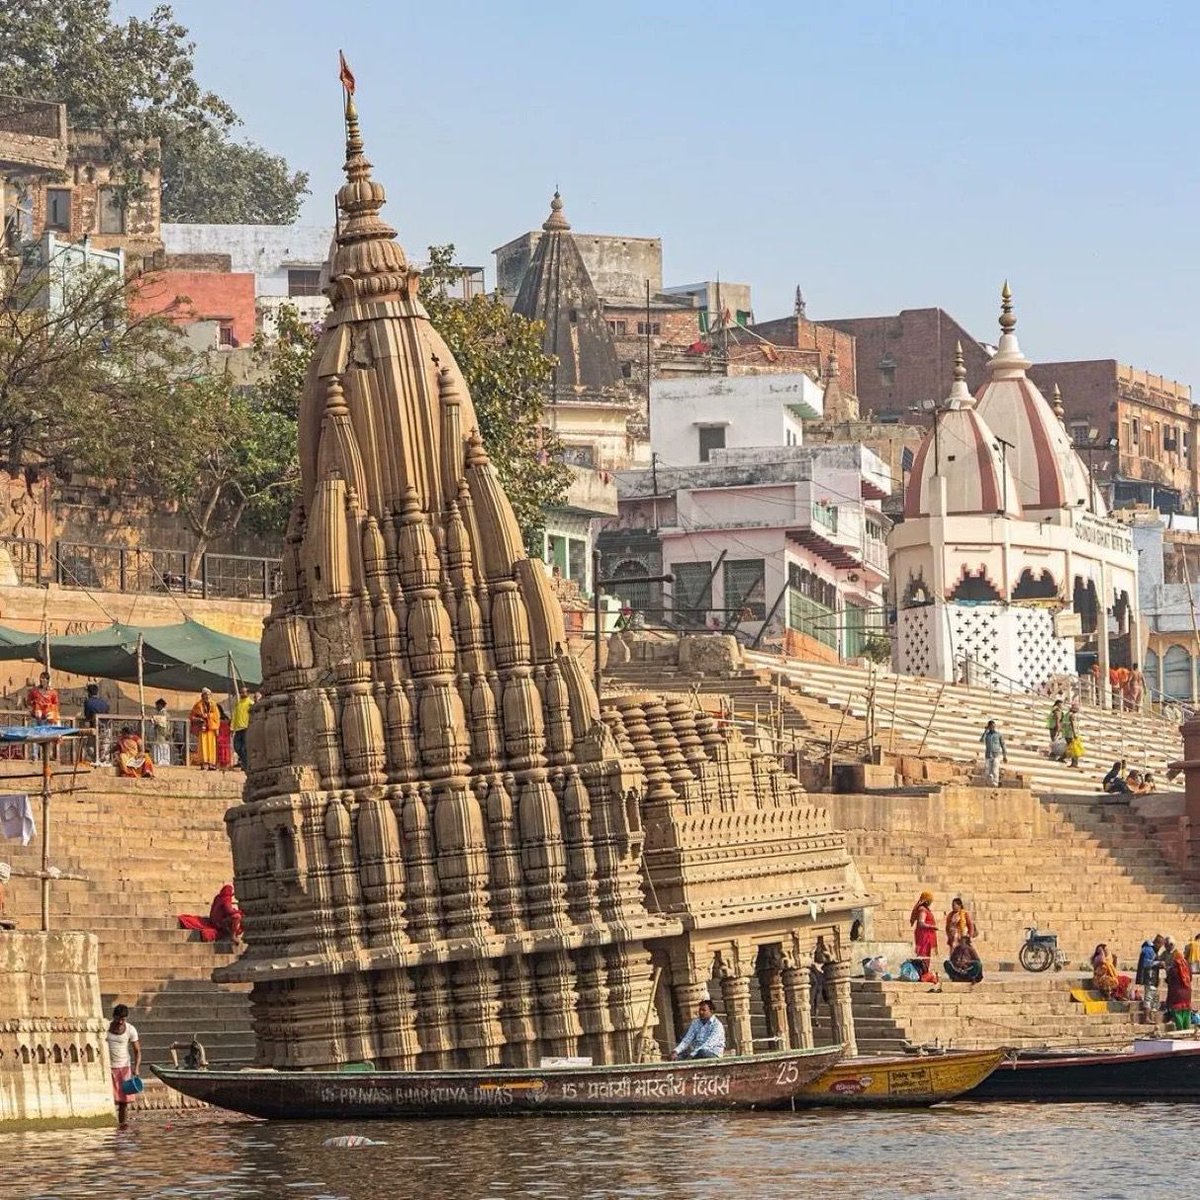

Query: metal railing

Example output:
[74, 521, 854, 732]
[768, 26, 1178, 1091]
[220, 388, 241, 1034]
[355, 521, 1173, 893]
[20, 540, 286, 600]
[0, 536, 45, 585]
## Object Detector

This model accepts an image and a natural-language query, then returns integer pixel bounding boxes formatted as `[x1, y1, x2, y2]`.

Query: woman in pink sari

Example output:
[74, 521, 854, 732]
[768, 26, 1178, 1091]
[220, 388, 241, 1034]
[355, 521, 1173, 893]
[911, 891, 938, 973]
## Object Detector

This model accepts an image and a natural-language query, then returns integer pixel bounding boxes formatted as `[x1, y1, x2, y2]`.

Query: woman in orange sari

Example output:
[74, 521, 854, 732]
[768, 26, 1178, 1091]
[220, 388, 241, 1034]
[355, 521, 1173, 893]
[1091, 944, 1131, 1000]
[945, 897, 976, 951]
[115, 727, 154, 778]
[911, 891, 938, 973]
[189, 688, 220, 770]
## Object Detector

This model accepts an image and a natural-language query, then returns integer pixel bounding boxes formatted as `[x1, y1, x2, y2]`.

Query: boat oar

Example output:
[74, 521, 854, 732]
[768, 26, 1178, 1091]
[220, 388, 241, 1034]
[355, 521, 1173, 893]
[636, 966, 664, 1063]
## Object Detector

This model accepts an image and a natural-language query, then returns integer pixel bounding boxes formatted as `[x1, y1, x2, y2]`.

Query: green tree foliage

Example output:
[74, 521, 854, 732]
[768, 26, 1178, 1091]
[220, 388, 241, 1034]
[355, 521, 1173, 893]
[420, 245, 569, 554]
[0, 0, 309, 222]
[0, 257, 187, 476]
[143, 367, 299, 574]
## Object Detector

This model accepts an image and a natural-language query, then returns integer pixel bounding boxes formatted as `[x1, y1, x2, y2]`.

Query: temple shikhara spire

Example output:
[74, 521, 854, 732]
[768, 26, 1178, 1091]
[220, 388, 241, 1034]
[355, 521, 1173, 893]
[218, 78, 866, 1070]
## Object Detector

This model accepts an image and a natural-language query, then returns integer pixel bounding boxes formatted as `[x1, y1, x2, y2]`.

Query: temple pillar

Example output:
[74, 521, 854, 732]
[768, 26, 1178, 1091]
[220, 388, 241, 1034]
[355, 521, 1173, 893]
[782, 962, 813, 1049]
[757, 951, 790, 1051]
[825, 960, 858, 1058]
[718, 967, 754, 1057]
[671, 973, 711, 1040]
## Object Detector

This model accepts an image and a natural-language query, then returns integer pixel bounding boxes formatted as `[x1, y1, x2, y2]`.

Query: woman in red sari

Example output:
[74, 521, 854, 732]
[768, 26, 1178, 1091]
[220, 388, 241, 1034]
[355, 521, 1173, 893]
[209, 884, 243, 942]
[911, 891, 938, 972]
[1165, 948, 1193, 1030]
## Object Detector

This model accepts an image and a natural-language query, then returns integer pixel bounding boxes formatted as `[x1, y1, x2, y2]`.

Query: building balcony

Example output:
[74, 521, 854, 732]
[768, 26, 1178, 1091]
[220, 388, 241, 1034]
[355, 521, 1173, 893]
[0, 96, 67, 174]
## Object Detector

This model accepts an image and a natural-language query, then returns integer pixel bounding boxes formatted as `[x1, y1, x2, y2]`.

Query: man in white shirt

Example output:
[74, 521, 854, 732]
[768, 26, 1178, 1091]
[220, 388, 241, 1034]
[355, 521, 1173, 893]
[671, 999, 726, 1059]
[106, 1003, 141, 1126]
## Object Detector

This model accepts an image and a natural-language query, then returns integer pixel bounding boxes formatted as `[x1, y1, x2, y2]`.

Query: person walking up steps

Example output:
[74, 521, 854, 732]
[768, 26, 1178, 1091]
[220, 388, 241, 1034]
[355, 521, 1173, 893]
[980, 720, 1007, 786]
[1061, 703, 1084, 769]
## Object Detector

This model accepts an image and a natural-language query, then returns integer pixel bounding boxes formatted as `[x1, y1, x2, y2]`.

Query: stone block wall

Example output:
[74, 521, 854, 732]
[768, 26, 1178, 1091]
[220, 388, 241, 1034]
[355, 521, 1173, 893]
[0, 932, 111, 1123]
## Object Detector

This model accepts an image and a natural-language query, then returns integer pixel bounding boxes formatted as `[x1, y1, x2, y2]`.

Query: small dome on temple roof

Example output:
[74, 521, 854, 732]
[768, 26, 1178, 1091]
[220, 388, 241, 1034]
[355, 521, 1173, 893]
[974, 282, 1095, 513]
[904, 342, 1022, 520]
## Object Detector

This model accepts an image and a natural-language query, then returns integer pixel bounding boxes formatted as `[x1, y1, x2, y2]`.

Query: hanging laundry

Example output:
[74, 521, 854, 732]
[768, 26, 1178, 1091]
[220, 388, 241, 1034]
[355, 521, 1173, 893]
[0, 795, 34, 846]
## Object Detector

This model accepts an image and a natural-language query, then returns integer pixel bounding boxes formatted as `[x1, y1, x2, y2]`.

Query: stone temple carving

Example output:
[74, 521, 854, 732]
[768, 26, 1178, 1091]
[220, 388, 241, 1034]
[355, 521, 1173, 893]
[217, 90, 867, 1068]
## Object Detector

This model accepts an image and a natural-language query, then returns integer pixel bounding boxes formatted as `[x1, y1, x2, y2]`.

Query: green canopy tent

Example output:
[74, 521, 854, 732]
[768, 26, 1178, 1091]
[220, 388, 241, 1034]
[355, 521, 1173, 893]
[0, 618, 262, 693]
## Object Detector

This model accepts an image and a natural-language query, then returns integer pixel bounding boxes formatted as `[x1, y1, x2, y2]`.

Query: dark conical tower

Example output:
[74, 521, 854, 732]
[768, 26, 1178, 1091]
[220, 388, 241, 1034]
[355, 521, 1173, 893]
[513, 190, 625, 405]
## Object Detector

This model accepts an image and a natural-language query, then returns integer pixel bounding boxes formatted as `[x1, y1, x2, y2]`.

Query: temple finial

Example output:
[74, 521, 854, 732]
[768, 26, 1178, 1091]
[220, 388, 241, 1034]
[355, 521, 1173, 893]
[953, 340, 967, 383]
[1052, 382, 1064, 422]
[825, 346, 839, 379]
[543, 189, 570, 232]
[999, 279, 1016, 335]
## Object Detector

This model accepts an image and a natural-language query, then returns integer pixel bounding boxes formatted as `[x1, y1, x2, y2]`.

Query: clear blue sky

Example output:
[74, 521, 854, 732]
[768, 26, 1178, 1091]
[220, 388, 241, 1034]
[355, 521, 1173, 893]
[119, 1, 1200, 386]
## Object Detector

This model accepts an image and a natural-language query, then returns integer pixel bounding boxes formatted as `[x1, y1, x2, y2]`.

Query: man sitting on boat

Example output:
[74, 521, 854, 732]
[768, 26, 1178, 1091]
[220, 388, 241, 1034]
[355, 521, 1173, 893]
[944, 937, 984, 984]
[672, 1000, 726, 1059]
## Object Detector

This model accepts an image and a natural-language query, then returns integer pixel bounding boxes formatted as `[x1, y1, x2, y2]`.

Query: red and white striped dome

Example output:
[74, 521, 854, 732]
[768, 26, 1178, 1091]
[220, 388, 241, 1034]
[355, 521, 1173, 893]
[904, 344, 1021, 520]
[974, 283, 1096, 513]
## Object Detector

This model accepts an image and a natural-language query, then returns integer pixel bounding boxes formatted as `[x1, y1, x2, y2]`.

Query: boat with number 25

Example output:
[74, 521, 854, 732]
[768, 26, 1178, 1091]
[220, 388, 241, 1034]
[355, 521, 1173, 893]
[153, 1045, 843, 1118]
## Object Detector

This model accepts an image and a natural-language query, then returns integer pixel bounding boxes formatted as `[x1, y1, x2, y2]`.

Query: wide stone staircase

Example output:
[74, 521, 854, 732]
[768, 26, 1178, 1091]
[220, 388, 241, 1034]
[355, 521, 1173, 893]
[0, 763, 253, 1074]
[812, 976, 1144, 1054]
[747, 651, 1184, 796]
[817, 789, 1200, 1052]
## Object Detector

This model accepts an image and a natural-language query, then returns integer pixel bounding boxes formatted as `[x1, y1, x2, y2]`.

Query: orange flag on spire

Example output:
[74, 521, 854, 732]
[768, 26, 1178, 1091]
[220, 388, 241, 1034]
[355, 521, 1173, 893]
[338, 50, 356, 95]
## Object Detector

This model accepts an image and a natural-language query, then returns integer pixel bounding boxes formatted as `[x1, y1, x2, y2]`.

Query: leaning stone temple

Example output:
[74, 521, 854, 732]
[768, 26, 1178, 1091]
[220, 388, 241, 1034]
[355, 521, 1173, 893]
[216, 90, 867, 1069]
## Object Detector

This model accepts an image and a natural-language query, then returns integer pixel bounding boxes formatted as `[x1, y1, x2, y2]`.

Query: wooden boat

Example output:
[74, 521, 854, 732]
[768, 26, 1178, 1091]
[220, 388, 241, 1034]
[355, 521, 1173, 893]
[794, 1048, 1005, 1107]
[151, 1045, 842, 1118]
[964, 1039, 1200, 1102]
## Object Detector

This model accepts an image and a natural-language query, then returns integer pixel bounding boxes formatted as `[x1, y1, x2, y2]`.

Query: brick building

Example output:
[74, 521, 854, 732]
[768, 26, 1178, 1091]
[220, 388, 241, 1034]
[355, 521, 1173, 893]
[1026, 360, 1195, 515]
[820, 306, 991, 421]
[130, 261, 257, 349]
[21, 130, 162, 270]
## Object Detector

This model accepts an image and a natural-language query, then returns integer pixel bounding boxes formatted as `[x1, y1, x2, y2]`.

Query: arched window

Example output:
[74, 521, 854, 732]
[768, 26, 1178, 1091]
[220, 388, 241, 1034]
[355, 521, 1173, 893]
[1163, 645, 1193, 702]
[1012, 568, 1058, 601]
[949, 567, 1002, 603]
[609, 559, 652, 617]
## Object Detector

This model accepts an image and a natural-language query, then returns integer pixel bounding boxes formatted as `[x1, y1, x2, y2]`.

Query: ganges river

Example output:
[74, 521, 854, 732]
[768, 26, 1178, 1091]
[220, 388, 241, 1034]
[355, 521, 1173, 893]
[2, 1103, 1189, 1200]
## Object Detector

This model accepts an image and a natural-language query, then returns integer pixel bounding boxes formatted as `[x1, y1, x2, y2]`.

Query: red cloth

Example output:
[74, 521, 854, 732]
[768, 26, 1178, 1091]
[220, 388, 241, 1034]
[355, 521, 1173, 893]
[209, 885, 243, 940]
[217, 719, 233, 768]
[1167, 954, 1193, 1010]
[178, 913, 218, 942]
[110, 1065, 133, 1104]
[912, 904, 938, 959]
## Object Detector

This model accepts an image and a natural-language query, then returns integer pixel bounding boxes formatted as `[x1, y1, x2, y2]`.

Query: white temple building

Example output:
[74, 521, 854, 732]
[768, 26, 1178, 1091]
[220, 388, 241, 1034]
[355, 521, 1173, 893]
[888, 285, 1139, 705]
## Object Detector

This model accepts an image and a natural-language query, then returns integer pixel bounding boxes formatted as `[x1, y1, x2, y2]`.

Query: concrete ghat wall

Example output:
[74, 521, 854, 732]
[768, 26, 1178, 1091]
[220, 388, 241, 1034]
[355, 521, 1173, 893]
[0, 932, 111, 1124]
[823, 785, 1048, 840]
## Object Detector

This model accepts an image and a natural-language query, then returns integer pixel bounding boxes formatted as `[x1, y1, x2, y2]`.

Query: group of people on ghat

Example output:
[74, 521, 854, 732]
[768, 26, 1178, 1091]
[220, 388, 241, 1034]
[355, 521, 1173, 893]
[910, 892, 983, 985]
[1045, 698, 1086, 769]
[1100, 760, 1157, 795]
[21, 673, 258, 773]
[1091, 935, 1197, 1029]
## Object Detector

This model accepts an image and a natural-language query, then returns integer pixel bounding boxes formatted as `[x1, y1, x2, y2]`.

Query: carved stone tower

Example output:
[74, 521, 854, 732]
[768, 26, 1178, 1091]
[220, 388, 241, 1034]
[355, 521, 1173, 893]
[217, 87, 868, 1070]
[217, 90, 679, 1069]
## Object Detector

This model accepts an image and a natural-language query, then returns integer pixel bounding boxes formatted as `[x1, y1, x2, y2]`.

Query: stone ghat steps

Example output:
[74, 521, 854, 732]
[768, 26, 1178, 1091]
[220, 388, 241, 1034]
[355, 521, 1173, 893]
[812, 978, 1143, 1054]
[0, 772, 255, 1068]
[747, 652, 1182, 796]
[842, 797, 1200, 970]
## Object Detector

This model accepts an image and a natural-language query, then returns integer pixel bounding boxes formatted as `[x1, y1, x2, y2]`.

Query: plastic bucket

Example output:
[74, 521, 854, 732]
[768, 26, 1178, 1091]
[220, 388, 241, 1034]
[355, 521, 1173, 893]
[120, 1075, 144, 1096]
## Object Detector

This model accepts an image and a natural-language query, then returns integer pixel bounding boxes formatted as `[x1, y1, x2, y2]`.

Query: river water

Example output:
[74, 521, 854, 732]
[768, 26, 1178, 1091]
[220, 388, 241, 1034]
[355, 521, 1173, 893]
[1, 1103, 1184, 1200]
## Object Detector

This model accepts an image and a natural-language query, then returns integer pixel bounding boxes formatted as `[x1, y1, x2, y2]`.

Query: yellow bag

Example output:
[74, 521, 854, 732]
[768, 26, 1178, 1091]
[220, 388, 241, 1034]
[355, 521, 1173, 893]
[1066, 737, 1084, 759]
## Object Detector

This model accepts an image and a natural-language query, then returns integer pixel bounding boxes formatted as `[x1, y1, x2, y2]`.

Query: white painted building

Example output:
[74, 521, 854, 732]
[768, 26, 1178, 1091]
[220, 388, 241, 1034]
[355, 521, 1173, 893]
[161, 223, 334, 336]
[649, 373, 823, 466]
[890, 289, 1140, 702]
[611, 444, 890, 655]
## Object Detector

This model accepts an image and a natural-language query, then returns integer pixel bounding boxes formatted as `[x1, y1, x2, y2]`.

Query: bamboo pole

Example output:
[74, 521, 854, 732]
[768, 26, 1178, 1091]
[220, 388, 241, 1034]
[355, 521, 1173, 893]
[636, 965, 664, 1062]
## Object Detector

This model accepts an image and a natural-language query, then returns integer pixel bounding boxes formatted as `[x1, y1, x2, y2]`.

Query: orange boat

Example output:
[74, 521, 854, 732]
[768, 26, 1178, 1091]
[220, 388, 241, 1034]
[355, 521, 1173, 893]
[795, 1048, 1005, 1107]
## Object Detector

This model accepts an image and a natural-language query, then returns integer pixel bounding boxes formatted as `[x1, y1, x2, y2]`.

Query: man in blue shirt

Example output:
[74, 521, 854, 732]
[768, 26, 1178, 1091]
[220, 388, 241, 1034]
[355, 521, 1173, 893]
[979, 720, 1007, 787]
[672, 999, 726, 1059]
